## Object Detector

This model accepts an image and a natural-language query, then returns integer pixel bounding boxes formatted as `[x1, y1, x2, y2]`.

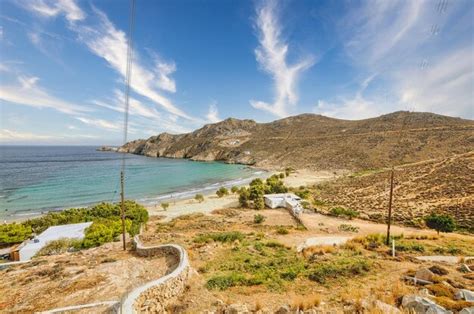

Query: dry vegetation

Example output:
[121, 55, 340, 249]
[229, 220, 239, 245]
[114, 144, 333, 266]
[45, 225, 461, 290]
[314, 151, 474, 231]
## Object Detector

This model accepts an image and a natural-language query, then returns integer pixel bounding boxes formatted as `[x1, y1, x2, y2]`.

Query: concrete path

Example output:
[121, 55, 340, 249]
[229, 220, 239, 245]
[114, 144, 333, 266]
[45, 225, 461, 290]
[415, 255, 467, 265]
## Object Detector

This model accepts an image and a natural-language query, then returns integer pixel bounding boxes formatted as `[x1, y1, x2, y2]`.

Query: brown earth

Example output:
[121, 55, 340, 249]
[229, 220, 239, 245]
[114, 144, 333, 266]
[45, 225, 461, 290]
[119, 111, 474, 171]
[0, 242, 174, 313]
[314, 151, 474, 230]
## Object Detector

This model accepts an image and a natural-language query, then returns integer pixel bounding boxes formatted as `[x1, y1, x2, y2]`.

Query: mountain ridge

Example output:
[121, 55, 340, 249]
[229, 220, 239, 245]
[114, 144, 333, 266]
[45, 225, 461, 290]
[119, 111, 474, 170]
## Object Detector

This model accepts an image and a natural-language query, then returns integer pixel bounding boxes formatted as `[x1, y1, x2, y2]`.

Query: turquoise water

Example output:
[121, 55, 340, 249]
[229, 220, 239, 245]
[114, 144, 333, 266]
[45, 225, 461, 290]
[0, 146, 263, 220]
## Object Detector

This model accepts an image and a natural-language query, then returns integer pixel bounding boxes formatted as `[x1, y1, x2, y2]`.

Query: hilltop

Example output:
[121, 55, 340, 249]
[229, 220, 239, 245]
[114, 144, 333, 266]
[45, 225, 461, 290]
[120, 111, 474, 170]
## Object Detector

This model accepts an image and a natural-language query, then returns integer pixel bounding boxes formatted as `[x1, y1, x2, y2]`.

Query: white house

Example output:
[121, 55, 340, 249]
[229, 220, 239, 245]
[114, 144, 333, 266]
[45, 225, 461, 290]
[263, 193, 303, 215]
[13, 222, 92, 261]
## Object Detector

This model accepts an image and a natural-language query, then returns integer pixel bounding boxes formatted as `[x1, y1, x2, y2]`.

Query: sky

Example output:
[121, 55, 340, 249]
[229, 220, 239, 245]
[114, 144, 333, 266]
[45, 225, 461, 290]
[0, 0, 472, 145]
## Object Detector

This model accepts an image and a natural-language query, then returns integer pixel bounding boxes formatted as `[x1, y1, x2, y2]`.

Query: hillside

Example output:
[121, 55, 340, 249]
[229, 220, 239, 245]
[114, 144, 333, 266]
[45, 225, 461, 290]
[315, 151, 474, 230]
[120, 111, 474, 171]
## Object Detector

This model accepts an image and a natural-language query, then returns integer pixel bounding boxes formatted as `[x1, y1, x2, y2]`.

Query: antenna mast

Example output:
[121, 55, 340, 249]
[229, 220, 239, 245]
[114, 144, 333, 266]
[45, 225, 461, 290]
[120, 0, 136, 251]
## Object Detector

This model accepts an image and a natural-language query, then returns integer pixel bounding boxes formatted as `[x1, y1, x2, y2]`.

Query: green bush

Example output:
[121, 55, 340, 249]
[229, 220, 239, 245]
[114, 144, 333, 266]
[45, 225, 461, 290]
[308, 257, 371, 283]
[216, 187, 229, 198]
[194, 194, 204, 203]
[338, 224, 360, 233]
[238, 187, 250, 207]
[254, 214, 265, 224]
[425, 214, 456, 235]
[295, 189, 311, 200]
[194, 231, 245, 243]
[161, 202, 170, 210]
[276, 227, 289, 235]
[231, 186, 239, 194]
[82, 222, 115, 248]
[0, 223, 32, 244]
[206, 273, 252, 290]
[330, 207, 359, 219]
[254, 197, 265, 210]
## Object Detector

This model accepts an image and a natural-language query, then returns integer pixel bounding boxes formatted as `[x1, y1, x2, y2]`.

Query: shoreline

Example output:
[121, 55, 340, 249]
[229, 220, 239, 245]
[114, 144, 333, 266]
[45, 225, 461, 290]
[2, 169, 338, 224]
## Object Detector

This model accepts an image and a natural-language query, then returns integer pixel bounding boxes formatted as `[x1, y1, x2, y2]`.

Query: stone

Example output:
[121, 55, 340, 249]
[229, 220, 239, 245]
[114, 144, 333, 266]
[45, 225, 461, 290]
[225, 303, 250, 314]
[429, 265, 449, 275]
[361, 299, 400, 313]
[402, 295, 453, 314]
[275, 305, 291, 314]
[420, 288, 433, 298]
[460, 264, 472, 273]
[454, 289, 474, 302]
[415, 268, 436, 282]
[460, 307, 474, 314]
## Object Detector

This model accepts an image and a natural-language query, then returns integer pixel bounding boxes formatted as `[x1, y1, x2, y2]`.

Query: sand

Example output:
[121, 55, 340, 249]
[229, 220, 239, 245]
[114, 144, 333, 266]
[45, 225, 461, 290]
[145, 170, 339, 220]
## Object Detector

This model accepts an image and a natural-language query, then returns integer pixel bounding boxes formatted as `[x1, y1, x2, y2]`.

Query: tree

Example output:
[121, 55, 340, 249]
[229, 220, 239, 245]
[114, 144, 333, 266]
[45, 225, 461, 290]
[238, 187, 250, 207]
[0, 223, 32, 244]
[216, 187, 229, 198]
[195, 194, 204, 203]
[425, 214, 456, 235]
[254, 197, 265, 210]
[161, 202, 170, 211]
[231, 186, 239, 194]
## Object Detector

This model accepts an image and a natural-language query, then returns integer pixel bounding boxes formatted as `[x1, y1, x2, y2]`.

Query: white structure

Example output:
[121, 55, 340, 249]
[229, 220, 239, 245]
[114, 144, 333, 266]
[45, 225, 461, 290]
[264, 193, 303, 215]
[16, 222, 92, 261]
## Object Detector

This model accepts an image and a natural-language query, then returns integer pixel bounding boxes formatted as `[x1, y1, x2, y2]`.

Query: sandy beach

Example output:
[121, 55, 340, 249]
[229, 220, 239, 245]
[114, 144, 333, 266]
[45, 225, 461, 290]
[146, 169, 341, 220]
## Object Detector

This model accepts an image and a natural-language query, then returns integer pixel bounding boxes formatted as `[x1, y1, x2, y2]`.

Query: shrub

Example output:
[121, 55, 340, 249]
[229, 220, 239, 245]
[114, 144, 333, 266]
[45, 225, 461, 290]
[161, 202, 170, 210]
[425, 214, 456, 235]
[231, 186, 239, 194]
[295, 189, 311, 200]
[338, 224, 360, 233]
[0, 223, 32, 244]
[194, 231, 244, 243]
[279, 173, 285, 179]
[206, 273, 252, 290]
[238, 187, 250, 207]
[35, 238, 82, 256]
[216, 187, 229, 198]
[82, 223, 114, 248]
[308, 257, 371, 283]
[254, 214, 265, 224]
[330, 207, 359, 219]
[276, 227, 289, 235]
[254, 197, 265, 210]
[300, 201, 310, 209]
[194, 194, 204, 203]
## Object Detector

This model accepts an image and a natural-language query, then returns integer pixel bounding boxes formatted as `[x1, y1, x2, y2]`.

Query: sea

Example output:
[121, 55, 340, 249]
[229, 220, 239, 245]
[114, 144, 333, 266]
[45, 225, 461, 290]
[0, 146, 265, 221]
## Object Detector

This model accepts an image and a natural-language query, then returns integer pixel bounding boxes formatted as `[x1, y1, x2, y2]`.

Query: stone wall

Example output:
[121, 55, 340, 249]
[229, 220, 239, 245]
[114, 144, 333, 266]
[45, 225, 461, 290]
[120, 236, 190, 313]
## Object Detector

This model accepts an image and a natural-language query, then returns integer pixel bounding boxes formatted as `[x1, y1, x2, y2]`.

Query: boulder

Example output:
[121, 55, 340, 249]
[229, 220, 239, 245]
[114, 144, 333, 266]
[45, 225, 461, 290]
[361, 299, 401, 313]
[460, 264, 472, 273]
[415, 268, 436, 282]
[460, 307, 474, 314]
[225, 304, 250, 314]
[402, 295, 453, 314]
[454, 289, 474, 302]
[275, 305, 291, 314]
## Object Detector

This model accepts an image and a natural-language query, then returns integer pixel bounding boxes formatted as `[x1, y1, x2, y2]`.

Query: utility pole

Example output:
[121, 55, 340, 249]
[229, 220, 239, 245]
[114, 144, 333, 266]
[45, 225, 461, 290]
[386, 167, 394, 245]
[120, 171, 126, 251]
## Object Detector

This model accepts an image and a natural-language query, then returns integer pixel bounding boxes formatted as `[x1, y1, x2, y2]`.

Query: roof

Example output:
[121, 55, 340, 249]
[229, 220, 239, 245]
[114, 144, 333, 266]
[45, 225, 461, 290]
[263, 193, 301, 200]
[18, 222, 92, 261]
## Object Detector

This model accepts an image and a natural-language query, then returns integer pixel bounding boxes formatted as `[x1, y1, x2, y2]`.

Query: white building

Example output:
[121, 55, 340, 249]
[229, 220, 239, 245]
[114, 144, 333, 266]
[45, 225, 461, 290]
[263, 193, 303, 215]
[14, 222, 92, 261]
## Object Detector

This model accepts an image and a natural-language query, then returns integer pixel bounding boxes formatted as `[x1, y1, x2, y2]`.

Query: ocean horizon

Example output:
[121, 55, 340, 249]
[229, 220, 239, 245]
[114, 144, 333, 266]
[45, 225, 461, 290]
[0, 145, 264, 221]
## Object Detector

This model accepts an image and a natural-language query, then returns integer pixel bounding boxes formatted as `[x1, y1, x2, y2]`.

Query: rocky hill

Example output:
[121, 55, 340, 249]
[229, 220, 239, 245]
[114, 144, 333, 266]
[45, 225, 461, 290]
[120, 111, 474, 170]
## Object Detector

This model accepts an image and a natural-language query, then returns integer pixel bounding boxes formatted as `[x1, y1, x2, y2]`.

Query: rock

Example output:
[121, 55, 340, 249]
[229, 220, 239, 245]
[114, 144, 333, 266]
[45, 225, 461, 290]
[420, 288, 433, 298]
[361, 299, 400, 313]
[225, 304, 250, 314]
[402, 295, 453, 314]
[275, 305, 291, 314]
[460, 264, 472, 273]
[460, 307, 474, 314]
[415, 268, 436, 282]
[429, 265, 449, 275]
[454, 289, 474, 302]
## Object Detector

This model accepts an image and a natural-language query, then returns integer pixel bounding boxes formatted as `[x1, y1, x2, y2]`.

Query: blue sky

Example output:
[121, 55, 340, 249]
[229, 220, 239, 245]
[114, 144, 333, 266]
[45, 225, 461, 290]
[0, 0, 472, 145]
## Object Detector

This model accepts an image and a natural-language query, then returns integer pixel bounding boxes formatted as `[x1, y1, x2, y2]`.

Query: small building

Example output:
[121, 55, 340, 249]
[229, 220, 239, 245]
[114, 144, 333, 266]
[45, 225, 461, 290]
[11, 222, 92, 261]
[263, 193, 303, 215]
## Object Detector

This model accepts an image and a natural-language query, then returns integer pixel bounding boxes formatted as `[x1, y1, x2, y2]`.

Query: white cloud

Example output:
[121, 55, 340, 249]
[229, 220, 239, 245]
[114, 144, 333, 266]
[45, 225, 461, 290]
[206, 102, 221, 123]
[75, 8, 192, 120]
[75, 117, 121, 131]
[21, 0, 85, 23]
[250, 0, 315, 118]
[0, 74, 89, 115]
[396, 47, 474, 118]
[153, 57, 177, 93]
[0, 129, 55, 141]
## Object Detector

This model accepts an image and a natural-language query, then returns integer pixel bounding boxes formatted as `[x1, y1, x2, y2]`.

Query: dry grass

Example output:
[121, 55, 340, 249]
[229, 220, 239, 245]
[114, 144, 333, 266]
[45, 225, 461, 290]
[433, 296, 474, 311]
[426, 283, 455, 298]
[302, 245, 336, 258]
[290, 295, 321, 311]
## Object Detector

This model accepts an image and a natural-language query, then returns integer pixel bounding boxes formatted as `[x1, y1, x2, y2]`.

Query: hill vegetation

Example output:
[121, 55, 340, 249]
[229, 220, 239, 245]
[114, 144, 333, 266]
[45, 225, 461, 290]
[120, 111, 474, 170]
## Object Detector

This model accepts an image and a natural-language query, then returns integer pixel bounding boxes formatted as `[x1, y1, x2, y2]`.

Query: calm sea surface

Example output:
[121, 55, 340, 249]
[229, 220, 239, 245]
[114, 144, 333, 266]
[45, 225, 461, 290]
[0, 146, 263, 220]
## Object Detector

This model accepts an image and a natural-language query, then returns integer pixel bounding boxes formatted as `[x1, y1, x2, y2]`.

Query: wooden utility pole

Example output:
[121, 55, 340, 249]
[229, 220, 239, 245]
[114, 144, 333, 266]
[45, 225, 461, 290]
[386, 167, 394, 245]
[120, 171, 126, 251]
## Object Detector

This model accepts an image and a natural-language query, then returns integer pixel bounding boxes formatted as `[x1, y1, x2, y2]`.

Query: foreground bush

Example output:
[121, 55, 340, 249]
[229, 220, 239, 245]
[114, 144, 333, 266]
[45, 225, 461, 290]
[194, 231, 245, 243]
[425, 214, 456, 235]
[0, 223, 32, 244]
[2, 201, 148, 248]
